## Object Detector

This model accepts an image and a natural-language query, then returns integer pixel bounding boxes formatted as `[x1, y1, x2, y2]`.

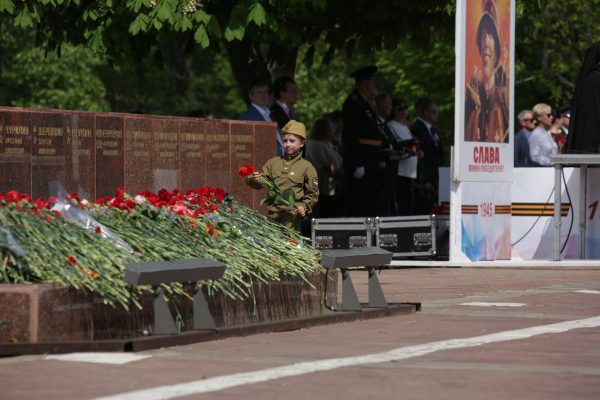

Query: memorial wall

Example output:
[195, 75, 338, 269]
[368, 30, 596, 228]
[0, 107, 277, 209]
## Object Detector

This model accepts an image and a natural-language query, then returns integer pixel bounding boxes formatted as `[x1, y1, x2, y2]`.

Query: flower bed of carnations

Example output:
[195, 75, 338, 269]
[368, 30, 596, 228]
[0, 187, 323, 310]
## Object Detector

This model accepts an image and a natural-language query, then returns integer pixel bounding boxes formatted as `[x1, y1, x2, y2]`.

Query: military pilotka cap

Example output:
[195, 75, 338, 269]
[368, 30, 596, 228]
[282, 120, 306, 139]
[350, 65, 378, 82]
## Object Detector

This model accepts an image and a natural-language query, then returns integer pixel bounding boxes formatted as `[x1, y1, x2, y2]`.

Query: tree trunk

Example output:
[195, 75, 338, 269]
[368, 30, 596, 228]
[224, 37, 271, 105]
[224, 38, 298, 105]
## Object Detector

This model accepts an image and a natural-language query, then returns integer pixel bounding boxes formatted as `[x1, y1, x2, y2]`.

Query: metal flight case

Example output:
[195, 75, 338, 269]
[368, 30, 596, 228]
[374, 215, 449, 259]
[311, 217, 373, 249]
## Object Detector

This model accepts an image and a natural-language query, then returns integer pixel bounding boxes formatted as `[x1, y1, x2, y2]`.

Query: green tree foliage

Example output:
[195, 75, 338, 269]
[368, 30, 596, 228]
[1, 0, 599, 138]
[0, 0, 453, 98]
[98, 44, 244, 117]
[295, 38, 455, 138]
[515, 0, 600, 112]
[0, 22, 110, 111]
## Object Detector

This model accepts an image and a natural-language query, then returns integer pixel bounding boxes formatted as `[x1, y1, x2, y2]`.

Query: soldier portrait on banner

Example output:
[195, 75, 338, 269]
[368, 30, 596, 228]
[464, 0, 510, 143]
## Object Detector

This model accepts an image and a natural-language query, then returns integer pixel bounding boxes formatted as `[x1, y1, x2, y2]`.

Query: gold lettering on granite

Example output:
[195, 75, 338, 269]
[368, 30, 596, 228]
[38, 148, 56, 155]
[4, 147, 25, 154]
[5, 137, 22, 145]
[232, 134, 253, 143]
[5, 125, 29, 135]
[96, 129, 123, 139]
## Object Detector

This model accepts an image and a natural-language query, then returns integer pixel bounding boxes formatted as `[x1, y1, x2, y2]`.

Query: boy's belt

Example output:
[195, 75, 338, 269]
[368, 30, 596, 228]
[358, 138, 382, 146]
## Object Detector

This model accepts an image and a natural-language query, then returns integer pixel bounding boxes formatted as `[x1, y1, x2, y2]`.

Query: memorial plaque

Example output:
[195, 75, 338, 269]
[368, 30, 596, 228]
[0, 106, 272, 213]
[254, 122, 278, 209]
[65, 113, 95, 199]
[205, 120, 231, 191]
[254, 122, 278, 167]
[151, 118, 179, 192]
[179, 118, 206, 191]
[95, 115, 124, 198]
[230, 122, 255, 207]
[124, 116, 153, 195]
[31, 111, 65, 199]
[0, 111, 31, 194]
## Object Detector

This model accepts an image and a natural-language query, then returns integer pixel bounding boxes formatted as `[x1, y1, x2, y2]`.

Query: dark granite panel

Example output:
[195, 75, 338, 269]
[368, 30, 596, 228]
[0, 289, 31, 342]
[31, 112, 65, 199]
[230, 122, 255, 207]
[0, 107, 269, 214]
[65, 113, 95, 200]
[151, 118, 179, 192]
[205, 120, 231, 191]
[254, 122, 278, 209]
[0, 111, 31, 194]
[95, 115, 124, 198]
[179, 119, 206, 191]
[124, 116, 153, 195]
[254, 122, 277, 167]
[37, 286, 93, 342]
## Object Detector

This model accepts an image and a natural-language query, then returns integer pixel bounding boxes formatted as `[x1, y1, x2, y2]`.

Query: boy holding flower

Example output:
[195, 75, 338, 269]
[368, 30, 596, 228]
[245, 120, 319, 231]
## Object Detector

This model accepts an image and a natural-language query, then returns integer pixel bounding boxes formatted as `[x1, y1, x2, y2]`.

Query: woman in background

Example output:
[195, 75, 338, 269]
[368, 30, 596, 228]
[387, 98, 420, 215]
[529, 103, 558, 166]
[305, 118, 344, 218]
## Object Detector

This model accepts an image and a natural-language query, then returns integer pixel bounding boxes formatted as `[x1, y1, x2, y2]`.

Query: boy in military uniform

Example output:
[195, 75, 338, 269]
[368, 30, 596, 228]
[246, 120, 319, 231]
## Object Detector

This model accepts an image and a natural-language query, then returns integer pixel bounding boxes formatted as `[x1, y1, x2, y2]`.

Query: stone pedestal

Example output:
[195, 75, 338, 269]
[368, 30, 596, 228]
[0, 284, 94, 343]
[0, 272, 337, 342]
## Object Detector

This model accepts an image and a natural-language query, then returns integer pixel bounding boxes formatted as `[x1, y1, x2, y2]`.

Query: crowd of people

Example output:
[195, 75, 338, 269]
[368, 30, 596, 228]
[238, 43, 600, 232]
[238, 66, 445, 227]
[514, 104, 570, 167]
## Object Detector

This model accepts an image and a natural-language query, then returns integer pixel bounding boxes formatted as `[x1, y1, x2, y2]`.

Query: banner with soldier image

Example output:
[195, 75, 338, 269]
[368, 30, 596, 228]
[454, 0, 514, 182]
[450, 0, 514, 261]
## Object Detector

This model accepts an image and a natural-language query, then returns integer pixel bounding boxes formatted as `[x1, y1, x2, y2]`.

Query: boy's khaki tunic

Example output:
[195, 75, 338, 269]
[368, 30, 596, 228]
[261, 152, 319, 231]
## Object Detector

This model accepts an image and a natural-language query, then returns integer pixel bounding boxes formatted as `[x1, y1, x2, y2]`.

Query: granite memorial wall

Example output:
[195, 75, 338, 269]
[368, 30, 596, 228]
[0, 107, 277, 209]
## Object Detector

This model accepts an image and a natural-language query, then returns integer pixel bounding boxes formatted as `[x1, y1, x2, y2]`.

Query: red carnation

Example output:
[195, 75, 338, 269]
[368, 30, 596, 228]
[205, 223, 219, 238]
[69, 192, 81, 204]
[238, 163, 257, 178]
[95, 226, 101, 234]
[67, 256, 78, 265]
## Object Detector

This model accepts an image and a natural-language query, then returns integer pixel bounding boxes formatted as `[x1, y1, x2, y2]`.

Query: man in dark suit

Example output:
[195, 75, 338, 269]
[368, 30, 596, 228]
[270, 76, 298, 130]
[514, 109, 534, 167]
[373, 92, 399, 216]
[238, 80, 284, 156]
[410, 97, 444, 214]
[342, 65, 386, 217]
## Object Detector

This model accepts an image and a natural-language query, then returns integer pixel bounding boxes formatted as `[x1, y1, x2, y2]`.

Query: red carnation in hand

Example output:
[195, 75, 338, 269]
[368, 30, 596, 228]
[238, 163, 257, 177]
[238, 163, 297, 207]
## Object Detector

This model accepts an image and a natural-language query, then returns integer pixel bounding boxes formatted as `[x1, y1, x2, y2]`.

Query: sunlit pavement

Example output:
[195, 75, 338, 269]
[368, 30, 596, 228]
[2, 266, 600, 400]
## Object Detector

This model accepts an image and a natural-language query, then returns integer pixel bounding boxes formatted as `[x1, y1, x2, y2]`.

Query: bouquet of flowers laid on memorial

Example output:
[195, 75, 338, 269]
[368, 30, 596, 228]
[0, 190, 143, 308]
[238, 163, 296, 207]
[0, 186, 322, 309]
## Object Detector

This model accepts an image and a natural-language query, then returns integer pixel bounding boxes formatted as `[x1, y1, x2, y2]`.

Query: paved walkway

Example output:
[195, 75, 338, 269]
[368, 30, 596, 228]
[2, 266, 600, 400]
